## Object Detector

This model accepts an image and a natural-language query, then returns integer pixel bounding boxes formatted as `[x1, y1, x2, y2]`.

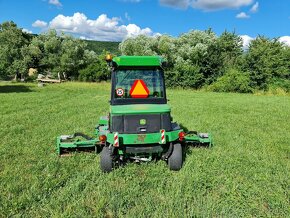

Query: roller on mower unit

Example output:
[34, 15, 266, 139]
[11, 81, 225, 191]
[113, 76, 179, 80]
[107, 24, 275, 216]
[57, 55, 212, 172]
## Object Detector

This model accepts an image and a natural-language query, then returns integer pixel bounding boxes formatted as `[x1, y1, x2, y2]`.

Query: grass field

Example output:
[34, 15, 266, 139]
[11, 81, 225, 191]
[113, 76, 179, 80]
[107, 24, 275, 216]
[0, 82, 289, 217]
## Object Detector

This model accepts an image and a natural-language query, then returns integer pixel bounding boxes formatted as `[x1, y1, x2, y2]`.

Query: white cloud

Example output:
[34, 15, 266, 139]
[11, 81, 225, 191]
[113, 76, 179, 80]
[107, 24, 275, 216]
[49, 0, 62, 7]
[240, 35, 254, 49]
[22, 28, 32, 34]
[192, 0, 254, 10]
[32, 20, 48, 28]
[279, 36, 290, 47]
[160, 0, 190, 9]
[153, 32, 162, 37]
[126, 24, 152, 37]
[48, 13, 154, 41]
[236, 12, 250, 19]
[250, 2, 259, 13]
[240, 35, 290, 49]
[160, 0, 254, 10]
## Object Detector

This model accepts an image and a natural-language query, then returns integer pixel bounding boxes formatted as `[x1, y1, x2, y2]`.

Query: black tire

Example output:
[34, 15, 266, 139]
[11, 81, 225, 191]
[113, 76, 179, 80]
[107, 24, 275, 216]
[168, 143, 183, 171]
[100, 146, 113, 172]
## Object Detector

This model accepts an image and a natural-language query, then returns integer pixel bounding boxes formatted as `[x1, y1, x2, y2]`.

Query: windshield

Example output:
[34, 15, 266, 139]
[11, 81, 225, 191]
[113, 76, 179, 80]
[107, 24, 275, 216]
[113, 69, 165, 99]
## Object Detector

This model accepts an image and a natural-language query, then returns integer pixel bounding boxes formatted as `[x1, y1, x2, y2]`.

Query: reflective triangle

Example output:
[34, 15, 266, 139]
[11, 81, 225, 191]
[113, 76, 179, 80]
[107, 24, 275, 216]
[130, 80, 150, 98]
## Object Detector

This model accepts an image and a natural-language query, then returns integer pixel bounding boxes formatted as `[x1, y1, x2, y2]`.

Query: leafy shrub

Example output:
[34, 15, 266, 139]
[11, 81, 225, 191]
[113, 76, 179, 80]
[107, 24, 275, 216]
[208, 68, 252, 93]
[268, 78, 290, 92]
[165, 61, 203, 89]
[78, 60, 110, 82]
[245, 37, 289, 90]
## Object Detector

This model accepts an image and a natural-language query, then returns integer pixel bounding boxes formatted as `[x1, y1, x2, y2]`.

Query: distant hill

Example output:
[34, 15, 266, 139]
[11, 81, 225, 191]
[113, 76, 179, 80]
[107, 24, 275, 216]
[84, 40, 120, 55]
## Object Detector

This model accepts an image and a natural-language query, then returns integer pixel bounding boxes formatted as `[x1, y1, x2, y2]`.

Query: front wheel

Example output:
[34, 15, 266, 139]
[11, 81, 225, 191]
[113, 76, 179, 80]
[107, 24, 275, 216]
[100, 146, 114, 172]
[168, 143, 183, 171]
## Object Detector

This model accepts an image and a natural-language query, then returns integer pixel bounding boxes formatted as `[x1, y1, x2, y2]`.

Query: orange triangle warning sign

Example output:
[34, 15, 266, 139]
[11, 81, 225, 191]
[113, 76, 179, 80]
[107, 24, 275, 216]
[130, 79, 150, 98]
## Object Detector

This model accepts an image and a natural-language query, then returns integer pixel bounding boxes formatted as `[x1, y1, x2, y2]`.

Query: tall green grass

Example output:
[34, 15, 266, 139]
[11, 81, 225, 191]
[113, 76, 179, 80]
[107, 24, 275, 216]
[0, 82, 289, 217]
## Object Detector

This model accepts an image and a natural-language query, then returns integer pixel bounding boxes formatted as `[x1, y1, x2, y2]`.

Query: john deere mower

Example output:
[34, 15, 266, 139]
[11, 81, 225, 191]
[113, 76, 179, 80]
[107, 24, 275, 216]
[57, 55, 212, 172]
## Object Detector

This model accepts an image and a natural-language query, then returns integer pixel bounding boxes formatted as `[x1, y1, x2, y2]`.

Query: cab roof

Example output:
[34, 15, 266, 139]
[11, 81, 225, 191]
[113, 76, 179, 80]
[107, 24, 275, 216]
[112, 56, 164, 67]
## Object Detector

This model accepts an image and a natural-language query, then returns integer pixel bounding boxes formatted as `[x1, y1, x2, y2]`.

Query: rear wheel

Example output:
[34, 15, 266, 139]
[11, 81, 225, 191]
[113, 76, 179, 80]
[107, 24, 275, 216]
[168, 143, 183, 171]
[100, 146, 114, 172]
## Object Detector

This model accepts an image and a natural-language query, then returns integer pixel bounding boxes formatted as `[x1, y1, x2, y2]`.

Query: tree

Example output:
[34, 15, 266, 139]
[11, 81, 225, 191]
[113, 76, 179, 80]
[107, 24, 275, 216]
[156, 35, 176, 67]
[172, 30, 217, 87]
[216, 31, 243, 67]
[0, 21, 30, 79]
[119, 35, 157, 56]
[201, 31, 243, 84]
[281, 44, 290, 80]
[60, 35, 87, 78]
[41, 30, 62, 75]
[245, 36, 289, 89]
[20, 36, 44, 74]
[23, 30, 88, 79]
[78, 52, 110, 82]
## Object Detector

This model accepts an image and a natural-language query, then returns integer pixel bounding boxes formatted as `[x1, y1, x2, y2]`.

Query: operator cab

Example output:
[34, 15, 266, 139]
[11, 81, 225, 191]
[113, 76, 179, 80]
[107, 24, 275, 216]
[110, 56, 167, 105]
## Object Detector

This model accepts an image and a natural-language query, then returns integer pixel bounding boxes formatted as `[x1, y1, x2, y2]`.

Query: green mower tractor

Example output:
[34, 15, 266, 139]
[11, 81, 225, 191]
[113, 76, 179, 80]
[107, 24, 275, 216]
[57, 55, 212, 172]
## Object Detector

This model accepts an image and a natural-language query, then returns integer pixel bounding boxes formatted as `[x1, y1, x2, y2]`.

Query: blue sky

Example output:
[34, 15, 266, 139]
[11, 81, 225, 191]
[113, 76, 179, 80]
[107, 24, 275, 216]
[0, 0, 289, 46]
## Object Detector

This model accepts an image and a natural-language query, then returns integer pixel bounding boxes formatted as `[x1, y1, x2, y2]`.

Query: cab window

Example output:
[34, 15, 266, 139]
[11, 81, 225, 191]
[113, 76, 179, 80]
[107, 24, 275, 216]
[114, 69, 165, 99]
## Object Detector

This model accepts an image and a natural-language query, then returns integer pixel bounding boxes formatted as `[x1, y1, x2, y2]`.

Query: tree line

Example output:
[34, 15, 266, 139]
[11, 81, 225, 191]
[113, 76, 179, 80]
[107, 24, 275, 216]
[0, 21, 110, 82]
[0, 21, 289, 93]
[120, 31, 290, 93]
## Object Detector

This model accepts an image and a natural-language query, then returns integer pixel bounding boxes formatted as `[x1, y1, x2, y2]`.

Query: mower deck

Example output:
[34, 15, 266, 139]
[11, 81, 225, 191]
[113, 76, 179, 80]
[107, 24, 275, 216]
[56, 127, 212, 155]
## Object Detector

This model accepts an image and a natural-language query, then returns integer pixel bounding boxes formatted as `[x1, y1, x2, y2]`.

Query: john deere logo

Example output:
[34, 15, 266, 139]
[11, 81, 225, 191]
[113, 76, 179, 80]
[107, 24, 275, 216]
[140, 119, 146, 125]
